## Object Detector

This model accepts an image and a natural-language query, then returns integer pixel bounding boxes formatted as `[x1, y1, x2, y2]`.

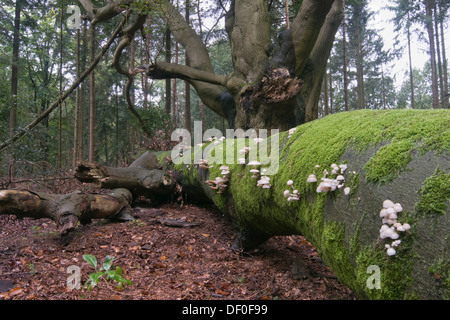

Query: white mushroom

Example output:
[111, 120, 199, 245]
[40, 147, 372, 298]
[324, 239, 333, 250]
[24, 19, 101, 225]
[387, 247, 396, 256]
[383, 199, 395, 209]
[394, 203, 403, 213]
[248, 160, 261, 167]
[307, 174, 317, 183]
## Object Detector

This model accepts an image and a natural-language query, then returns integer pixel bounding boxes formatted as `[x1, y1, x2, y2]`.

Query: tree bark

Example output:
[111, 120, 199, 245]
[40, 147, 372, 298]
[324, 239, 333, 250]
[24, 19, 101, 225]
[424, 0, 440, 108]
[0, 188, 133, 235]
[89, 24, 96, 162]
[74, 160, 174, 201]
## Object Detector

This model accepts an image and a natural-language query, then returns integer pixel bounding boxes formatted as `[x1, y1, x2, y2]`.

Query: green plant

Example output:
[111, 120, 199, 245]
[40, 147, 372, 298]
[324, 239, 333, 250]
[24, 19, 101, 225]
[83, 254, 133, 291]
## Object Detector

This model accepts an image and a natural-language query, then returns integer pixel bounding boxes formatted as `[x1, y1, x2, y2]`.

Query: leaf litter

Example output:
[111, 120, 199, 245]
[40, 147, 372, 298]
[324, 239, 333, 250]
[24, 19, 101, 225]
[0, 179, 356, 300]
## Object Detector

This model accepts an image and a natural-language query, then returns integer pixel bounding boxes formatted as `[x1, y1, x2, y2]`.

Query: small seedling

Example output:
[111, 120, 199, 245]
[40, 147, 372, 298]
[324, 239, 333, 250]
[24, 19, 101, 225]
[83, 254, 133, 291]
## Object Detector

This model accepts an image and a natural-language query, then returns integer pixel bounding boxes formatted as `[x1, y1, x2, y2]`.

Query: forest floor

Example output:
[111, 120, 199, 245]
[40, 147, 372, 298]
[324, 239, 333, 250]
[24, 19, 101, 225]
[0, 176, 356, 300]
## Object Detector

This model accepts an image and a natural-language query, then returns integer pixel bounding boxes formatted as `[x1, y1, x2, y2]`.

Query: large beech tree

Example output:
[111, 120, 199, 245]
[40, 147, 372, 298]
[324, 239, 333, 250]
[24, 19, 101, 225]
[77, 0, 344, 131]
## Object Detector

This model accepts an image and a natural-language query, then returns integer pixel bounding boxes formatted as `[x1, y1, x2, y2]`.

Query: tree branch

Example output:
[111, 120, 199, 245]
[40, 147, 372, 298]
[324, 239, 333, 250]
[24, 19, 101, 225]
[140, 61, 228, 87]
[290, 0, 335, 77]
[78, 0, 132, 24]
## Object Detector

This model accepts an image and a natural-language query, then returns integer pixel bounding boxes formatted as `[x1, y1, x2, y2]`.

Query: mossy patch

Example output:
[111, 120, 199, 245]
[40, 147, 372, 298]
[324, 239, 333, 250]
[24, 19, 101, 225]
[429, 258, 450, 299]
[415, 167, 450, 216]
[364, 140, 414, 183]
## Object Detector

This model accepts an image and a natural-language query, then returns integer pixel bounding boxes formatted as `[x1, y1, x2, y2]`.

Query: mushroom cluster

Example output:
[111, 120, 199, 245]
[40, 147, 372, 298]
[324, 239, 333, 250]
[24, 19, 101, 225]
[206, 165, 231, 194]
[378, 200, 411, 256]
[199, 159, 209, 170]
[307, 163, 352, 196]
[283, 180, 299, 201]
[257, 173, 271, 189]
[248, 160, 261, 178]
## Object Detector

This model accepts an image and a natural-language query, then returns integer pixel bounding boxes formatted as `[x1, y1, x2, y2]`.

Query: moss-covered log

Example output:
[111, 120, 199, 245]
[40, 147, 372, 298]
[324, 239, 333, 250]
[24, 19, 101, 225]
[0, 188, 133, 235]
[164, 109, 450, 300]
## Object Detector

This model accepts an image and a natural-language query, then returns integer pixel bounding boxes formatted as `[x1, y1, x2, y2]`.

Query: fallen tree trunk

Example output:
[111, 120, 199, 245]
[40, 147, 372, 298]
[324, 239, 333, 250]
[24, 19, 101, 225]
[0, 188, 133, 235]
[74, 160, 174, 202]
[120, 109, 448, 300]
[3, 110, 449, 299]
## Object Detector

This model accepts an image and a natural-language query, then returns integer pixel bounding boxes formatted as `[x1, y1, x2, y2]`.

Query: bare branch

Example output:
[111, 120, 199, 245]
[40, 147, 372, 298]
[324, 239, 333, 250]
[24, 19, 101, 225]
[140, 61, 227, 87]
[78, 0, 132, 24]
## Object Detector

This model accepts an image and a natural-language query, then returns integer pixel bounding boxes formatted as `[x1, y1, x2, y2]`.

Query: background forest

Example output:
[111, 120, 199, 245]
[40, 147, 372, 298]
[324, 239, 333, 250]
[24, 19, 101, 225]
[0, 0, 449, 180]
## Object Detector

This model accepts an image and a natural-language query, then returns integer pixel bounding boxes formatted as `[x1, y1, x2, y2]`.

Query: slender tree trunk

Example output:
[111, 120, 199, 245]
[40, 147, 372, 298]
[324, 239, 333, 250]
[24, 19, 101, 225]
[73, 27, 84, 167]
[165, 29, 172, 115]
[355, 18, 365, 110]
[285, 0, 290, 29]
[184, 0, 191, 134]
[407, 11, 415, 109]
[342, 6, 349, 112]
[58, 5, 64, 170]
[424, 0, 440, 108]
[9, 0, 22, 183]
[323, 69, 329, 116]
[89, 25, 96, 162]
[144, 15, 151, 110]
[329, 64, 333, 114]
[173, 40, 178, 125]
[438, 4, 448, 108]
[130, 38, 136, 106]
[433, 2, 444, 108]
[381, 65, 387, 109]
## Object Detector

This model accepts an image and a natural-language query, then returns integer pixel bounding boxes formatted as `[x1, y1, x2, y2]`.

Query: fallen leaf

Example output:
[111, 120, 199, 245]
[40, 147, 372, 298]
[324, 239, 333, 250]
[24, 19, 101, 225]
[8, 287, 24, 297]
[215, 289, 230, 296]
[202, 234, 210, 237]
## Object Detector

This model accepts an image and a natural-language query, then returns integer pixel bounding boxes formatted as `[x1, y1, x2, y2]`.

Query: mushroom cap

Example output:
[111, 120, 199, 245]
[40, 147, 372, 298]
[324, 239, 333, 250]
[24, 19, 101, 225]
[402, 223, 411, 231]
[344, 187, 351, 195]
[383, 199, 395, 208]
[219, 165, 229, 170]
[287, 180, 294, 186]
[306, 174, 317, 183]
[221, 170, 230, 175]
[284, 190, 290, 197]
[248, 160, 261, 166]
[215, 177, 227, 184]
[387, 247, 396, 256]
[336, 175, 345, 181]
[249, 169, 260, 173]
[394, 203, 403, 213]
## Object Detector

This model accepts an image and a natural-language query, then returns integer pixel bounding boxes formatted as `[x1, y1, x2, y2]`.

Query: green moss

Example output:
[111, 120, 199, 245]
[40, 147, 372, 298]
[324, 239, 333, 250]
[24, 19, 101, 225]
[364, 140, 414, 183]
[319, 221, 356, 287]
[429, 258, 450, 299]
[415, 167, 450, 216]
[355, 243, 416, 300]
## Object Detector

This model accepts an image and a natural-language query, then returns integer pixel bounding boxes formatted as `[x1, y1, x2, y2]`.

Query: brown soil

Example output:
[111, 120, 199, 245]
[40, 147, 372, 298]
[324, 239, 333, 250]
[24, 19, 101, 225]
[0, 178, 356, 301]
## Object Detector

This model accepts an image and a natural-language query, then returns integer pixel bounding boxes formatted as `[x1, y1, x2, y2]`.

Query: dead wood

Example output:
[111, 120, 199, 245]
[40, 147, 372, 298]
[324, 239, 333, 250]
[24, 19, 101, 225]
[0, 188, 132, 235]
